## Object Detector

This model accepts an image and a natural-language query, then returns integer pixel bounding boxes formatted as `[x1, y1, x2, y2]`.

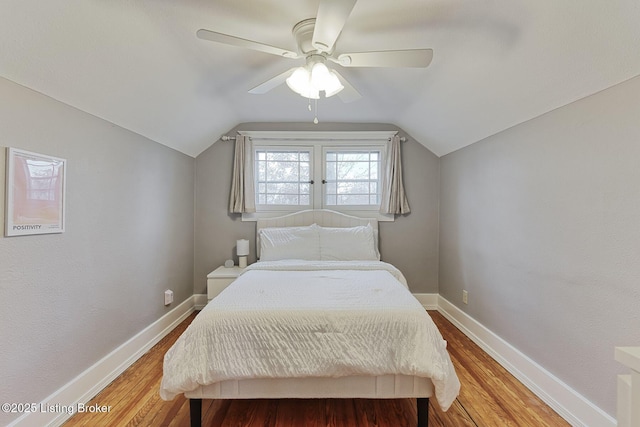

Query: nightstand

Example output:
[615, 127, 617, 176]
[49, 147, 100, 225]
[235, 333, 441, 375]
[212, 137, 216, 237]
[207, 265, 245, 301]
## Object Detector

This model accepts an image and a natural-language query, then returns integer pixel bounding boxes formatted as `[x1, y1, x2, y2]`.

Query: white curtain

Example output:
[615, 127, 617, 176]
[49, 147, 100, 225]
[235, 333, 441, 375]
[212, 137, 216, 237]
[380, 135, 410, 215]
[229, 135, 256, 213]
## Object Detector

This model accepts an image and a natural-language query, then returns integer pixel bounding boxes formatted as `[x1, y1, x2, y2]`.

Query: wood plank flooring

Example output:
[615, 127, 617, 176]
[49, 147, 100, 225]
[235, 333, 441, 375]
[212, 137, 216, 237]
[63, 311, 569, 426]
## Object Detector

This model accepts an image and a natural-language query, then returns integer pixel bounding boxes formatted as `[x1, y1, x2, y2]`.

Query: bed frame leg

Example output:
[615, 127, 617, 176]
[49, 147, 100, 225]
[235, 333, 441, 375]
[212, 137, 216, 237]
[417, 397, 429, 427]
[189, 398, 202, 427]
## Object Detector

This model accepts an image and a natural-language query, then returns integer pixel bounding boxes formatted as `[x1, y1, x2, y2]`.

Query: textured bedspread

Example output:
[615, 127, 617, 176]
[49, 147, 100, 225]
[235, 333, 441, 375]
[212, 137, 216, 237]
[159, 261, 460, 410]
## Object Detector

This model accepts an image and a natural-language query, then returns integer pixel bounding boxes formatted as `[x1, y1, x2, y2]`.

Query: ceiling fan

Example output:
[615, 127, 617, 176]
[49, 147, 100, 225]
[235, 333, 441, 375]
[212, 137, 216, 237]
[196, 0, 433, 103]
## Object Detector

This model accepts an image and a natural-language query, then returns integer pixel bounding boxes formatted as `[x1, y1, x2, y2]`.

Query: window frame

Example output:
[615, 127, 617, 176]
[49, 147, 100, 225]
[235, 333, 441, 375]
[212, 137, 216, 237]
[240, 131, 398, 222]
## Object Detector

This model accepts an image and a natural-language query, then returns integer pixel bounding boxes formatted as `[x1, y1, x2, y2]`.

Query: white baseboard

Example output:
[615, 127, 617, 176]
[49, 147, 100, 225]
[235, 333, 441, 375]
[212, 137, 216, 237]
[437, 296, 616, 427]
[194, 293, 208, 310]
[412, 293, 439, 310]
[7, 296, 197, 427]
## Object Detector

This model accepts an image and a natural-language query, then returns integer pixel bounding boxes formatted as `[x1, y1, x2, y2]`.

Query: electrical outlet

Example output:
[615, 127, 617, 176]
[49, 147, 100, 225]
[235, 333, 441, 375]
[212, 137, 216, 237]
[462, 290, 468, 305]
[164, 289, 174, 306]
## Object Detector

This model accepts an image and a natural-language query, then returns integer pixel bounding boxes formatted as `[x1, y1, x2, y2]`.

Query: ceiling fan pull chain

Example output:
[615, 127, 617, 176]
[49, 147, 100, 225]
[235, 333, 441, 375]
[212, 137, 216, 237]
[314, 99, 319, 124]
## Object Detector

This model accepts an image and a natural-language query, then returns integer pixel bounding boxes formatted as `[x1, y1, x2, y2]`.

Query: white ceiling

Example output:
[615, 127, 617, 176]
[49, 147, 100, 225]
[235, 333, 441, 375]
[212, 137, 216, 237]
[1, 0, 639, 157]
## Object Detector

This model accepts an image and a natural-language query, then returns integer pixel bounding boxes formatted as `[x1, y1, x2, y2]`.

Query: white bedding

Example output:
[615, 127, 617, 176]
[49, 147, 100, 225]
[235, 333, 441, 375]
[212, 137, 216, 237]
[160, 261, 460, 410]
[247, 260, 408, 286]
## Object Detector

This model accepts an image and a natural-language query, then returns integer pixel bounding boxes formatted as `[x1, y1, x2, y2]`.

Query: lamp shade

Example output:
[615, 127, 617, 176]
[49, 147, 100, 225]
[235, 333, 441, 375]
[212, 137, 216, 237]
[323, 71, 344, 97]
[236, 239, 250, 256]
[286, 68, 320, 99]
[310, 62, 331, 90]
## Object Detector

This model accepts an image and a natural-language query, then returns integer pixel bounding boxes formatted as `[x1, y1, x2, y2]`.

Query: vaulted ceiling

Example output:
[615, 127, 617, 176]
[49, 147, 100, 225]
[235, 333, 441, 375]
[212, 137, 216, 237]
[1, 0, 639, 157]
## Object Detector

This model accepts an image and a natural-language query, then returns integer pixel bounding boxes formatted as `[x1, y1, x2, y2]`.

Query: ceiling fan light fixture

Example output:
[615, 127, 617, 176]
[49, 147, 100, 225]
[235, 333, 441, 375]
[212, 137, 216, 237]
[286, 67, 320, 99]
[286, 61, 344, 99]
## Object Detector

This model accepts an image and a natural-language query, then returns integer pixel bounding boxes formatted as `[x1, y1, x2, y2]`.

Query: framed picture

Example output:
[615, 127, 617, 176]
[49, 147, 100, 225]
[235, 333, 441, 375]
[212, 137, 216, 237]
[5, 148, 66, 236]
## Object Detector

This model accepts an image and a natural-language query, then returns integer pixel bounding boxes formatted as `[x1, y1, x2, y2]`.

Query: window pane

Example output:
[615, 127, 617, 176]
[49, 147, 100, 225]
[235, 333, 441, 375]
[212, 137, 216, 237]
[300, 164, 310, 181]
[337, 181, 370, 194]
[337, 152, 369, 161]
[337, 162, 370, 180]
[370, 164, 379, 180]
[266, 183, 300, 194]
[257, 161, 266, 181]
[325, 182, 337, 195]
[325, 194, 337, 205]
[268, 152, 300, 161]
[326, 162, 336, 180]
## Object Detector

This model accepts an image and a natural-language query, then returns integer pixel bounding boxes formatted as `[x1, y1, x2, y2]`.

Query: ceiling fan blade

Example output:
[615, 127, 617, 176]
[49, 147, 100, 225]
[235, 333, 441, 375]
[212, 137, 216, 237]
[197, 29, 299, 59]
[331, 70, 361, 103]
[248, 68, 297, 94]
[337, 49, 433, 68]
[312, 0, 357, 52]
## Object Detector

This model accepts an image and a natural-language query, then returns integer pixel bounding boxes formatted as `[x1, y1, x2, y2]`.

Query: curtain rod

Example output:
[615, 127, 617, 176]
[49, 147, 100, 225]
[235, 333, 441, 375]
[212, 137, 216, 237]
[220, 135, 407, 142]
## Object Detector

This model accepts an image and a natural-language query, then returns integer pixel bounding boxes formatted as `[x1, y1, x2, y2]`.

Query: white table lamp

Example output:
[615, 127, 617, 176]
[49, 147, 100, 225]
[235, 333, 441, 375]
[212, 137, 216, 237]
[237, 239, 249, 268]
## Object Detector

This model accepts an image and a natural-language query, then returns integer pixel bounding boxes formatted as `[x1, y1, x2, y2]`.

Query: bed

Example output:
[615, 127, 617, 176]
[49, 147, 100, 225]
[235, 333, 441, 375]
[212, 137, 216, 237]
[160, 210, 460, 426]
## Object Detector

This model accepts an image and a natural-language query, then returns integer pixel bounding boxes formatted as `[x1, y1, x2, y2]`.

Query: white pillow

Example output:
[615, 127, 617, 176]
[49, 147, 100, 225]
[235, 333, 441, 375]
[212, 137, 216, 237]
[319, 224, 380, 261]
[259, 224, 320, 261]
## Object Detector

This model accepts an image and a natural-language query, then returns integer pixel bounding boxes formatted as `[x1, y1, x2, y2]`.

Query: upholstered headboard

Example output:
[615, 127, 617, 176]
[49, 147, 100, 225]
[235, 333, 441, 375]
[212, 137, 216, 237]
[256, 209, 379, 259]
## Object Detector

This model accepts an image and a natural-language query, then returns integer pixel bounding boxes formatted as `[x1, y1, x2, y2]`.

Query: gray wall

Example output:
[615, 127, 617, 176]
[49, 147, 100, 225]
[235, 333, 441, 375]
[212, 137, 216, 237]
[194, 122, 440, 294]
[0, 77, 195, 425]
[439, 74, 640, 416]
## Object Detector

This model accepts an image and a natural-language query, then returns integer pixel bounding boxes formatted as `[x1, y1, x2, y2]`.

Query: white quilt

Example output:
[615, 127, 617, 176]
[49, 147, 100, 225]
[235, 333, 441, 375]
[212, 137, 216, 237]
[159, 261, 460, 410]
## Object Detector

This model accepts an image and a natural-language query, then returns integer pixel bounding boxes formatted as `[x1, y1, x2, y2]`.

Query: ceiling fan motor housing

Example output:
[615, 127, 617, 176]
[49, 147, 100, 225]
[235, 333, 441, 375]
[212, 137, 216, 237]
[293, 19, 333, 56]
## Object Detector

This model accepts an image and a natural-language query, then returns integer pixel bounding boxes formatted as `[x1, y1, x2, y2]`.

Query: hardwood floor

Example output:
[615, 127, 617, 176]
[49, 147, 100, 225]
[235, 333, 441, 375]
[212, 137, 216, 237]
[63, 311, 569, 427]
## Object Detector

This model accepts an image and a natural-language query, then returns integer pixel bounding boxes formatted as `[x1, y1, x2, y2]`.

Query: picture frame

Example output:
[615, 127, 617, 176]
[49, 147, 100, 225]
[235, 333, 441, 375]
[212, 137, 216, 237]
[5, 147, 66, 236]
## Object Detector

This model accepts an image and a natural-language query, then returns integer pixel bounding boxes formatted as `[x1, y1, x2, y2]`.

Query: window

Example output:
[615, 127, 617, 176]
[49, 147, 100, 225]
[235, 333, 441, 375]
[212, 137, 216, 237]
[241, 130, 397, 221]
[254, 145, 383, 212]
[324, 149, 381, 207]
[255, 148, 312, 208]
